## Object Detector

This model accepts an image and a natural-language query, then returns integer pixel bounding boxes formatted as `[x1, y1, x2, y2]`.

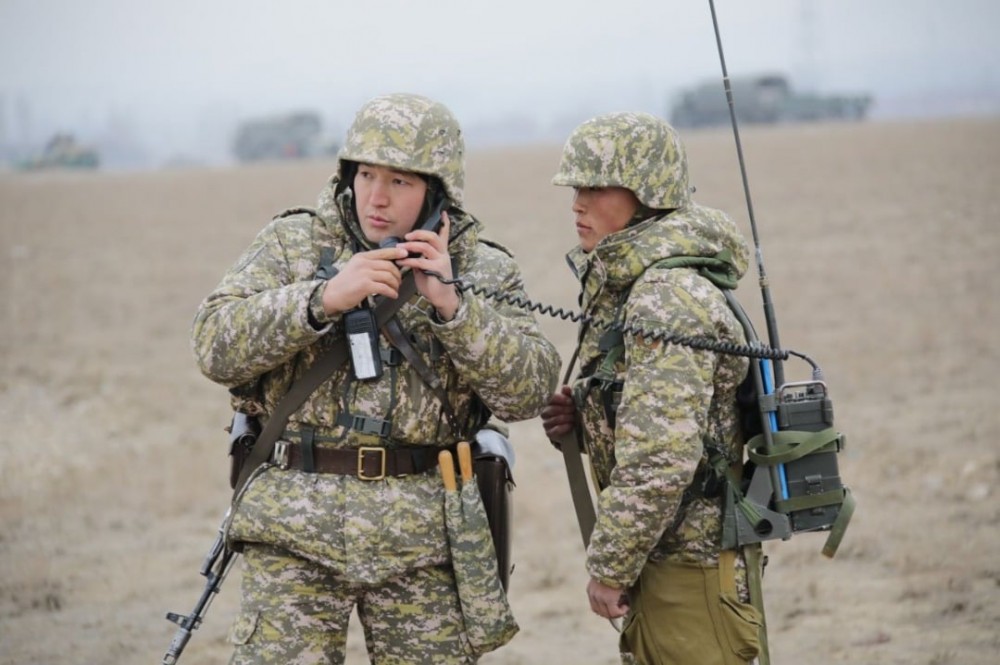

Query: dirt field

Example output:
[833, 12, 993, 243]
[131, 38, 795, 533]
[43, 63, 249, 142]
[2, 116, 998, 665]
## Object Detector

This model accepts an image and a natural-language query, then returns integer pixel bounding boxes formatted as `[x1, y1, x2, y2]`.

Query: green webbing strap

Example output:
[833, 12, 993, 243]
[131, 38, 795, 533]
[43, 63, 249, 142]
[724, 458, 770, 665]
[775, 489, 844, 513]
[821, 488, 855, 558]
[231, 272, 418, 499]
[649, 251, 739, 290]
[743, 543, 770, 665]
[553, 341, 598, 551]
[746, 427, 841, 466]
[556, 423, 598, 550]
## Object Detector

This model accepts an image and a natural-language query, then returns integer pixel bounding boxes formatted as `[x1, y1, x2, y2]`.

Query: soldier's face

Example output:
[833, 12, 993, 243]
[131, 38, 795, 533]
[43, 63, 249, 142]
[571, 186, 639, 252]
[354, 163, 429, 244]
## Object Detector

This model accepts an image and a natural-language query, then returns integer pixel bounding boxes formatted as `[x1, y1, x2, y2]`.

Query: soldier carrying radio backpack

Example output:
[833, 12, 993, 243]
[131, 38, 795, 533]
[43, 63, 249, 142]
[541, 111, 852, 665]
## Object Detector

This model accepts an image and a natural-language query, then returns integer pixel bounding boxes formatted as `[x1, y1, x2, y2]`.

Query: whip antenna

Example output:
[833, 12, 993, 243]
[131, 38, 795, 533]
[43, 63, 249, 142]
[707, 0, 786, 386]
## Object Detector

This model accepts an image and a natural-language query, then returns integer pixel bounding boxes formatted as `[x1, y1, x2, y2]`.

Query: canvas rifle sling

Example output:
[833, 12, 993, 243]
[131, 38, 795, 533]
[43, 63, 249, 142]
[231, 272, 418, 498]
[554, 342, 598, 549]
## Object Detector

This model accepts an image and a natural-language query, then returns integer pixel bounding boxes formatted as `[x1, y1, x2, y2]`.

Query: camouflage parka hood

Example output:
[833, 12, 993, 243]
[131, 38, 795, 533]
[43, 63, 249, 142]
[566, 202, 751, 300]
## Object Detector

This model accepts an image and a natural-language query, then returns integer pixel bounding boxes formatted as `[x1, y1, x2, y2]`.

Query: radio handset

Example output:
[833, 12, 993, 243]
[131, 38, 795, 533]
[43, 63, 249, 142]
[378, 190, 450, 256]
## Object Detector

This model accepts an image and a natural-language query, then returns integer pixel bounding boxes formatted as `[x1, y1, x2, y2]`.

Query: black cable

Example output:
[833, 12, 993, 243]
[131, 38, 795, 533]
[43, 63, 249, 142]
[424, 271, 818, 367]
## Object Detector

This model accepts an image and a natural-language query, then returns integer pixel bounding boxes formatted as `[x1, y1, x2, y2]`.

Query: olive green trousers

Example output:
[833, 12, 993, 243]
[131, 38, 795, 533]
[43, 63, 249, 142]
[619, 551, 762, 665]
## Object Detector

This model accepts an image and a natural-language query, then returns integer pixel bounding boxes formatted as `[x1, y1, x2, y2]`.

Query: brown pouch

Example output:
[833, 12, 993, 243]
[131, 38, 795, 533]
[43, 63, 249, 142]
[473, 455, 514, 591]
[471, 427, 516, 592]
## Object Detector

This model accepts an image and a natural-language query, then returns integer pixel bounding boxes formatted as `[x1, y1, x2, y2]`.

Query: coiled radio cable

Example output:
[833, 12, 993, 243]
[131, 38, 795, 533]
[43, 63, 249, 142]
[424, 271, 819, 370]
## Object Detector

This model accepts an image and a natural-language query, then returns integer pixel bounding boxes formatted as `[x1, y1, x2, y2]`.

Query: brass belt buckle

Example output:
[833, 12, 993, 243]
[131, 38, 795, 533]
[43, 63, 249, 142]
[357, 447, 386, 480]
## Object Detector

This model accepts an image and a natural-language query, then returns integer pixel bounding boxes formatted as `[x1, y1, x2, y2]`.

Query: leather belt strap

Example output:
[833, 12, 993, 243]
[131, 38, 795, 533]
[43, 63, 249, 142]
[273, 441, 452, 480]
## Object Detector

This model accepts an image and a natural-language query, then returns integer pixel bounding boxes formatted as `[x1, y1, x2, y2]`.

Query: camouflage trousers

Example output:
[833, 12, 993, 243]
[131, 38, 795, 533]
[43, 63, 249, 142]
[229, 543, 476, 664]
[618, 551, 762, 665]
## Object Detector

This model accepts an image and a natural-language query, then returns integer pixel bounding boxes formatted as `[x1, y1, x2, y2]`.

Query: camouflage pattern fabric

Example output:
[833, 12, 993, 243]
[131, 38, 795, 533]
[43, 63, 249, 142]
[337, 93, 466, 205]
[563, 202, 753, 596]
[229, 543, 476, 664]
[196, 187, 560, 580]
[552, 112, 691, 210]
[192, 94, 560, 661]
[443, 470, 518, 655]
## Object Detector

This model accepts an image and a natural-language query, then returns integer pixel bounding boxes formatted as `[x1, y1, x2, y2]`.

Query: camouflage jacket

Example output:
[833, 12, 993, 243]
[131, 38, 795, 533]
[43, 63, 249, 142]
[567, 203, 751, 590]
[192, 176, 561, 583]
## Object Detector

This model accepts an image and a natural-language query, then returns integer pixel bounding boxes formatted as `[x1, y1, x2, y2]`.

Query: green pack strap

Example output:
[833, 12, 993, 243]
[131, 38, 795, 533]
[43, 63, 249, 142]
[596, 342, 624, 379]
[722, 458, 770, 665]
[746, 427, 841, 466]
[649, 251, 739, 290]
[775, 488, 844, 513]
[821, 488, 855, 558]
[743, 543, 770, 665]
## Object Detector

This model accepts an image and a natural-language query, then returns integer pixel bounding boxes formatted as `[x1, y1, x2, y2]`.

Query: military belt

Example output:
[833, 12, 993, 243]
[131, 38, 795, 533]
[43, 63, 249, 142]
[271, 441, 456, 480]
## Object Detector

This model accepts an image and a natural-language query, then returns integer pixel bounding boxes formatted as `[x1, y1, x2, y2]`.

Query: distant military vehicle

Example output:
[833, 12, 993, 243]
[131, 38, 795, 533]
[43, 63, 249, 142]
[18, 133, 99, 170]
[670, 73, 872, 129]
[232, 111, 338, 162]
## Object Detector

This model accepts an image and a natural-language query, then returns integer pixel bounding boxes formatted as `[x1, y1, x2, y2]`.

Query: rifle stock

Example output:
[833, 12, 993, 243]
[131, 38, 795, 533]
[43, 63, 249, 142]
[162, 514, 238, 664]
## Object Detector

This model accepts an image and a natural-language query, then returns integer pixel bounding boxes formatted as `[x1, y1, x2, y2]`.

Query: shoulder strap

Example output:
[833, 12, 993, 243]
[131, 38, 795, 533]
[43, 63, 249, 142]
[231, 272, 418, 498]
[381, 316, 460, 433]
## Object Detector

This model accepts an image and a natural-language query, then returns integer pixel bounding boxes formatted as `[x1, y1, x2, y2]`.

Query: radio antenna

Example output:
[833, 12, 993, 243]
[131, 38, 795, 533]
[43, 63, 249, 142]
[707, 0, 786, 386]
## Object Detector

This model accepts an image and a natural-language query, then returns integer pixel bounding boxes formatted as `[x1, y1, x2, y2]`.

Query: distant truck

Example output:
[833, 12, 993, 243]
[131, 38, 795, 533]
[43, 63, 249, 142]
[232, 111, 338, 162]
[670, 73, 872, 129]
[18, 133, 99, 170]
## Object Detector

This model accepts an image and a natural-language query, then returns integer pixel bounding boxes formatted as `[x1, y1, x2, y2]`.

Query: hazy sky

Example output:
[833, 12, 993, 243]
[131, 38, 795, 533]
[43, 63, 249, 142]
[1, 0, 997, 164]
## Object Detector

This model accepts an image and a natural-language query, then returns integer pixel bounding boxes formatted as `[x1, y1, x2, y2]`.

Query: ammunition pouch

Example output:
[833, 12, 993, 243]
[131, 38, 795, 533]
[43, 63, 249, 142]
[228, 411, 261, 490]
[473, 428, 516, 592]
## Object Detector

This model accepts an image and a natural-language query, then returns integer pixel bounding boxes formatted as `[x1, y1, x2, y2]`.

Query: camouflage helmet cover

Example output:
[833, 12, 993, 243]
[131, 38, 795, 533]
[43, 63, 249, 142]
[552, 111, 690, 209]
[338, 93, 465, 205]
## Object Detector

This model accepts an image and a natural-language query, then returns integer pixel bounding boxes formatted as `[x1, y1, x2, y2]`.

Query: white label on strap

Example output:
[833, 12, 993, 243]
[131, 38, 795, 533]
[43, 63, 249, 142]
[349, 332, 378, 379]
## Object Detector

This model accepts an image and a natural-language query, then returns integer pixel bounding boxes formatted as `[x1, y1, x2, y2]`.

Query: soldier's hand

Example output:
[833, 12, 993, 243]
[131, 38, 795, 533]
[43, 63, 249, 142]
[541, 385, 576, 447]
[399, 210, 460, 321]
[587, 577, 629, 619]
[320, 246, 408, 315]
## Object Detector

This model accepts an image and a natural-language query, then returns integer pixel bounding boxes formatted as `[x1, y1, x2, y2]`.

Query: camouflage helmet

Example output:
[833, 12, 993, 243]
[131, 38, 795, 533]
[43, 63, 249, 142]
[552, 111, 690, 209]
[338, 93, 465, 205]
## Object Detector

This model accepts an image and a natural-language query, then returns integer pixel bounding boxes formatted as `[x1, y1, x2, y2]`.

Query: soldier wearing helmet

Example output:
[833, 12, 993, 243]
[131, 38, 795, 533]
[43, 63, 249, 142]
[541, 112, 764, 665]
[193, 93, 560, 663]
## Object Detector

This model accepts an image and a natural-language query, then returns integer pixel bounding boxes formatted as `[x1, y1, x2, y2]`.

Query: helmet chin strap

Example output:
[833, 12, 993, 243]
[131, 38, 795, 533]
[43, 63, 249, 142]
[335, 160, 357, 197]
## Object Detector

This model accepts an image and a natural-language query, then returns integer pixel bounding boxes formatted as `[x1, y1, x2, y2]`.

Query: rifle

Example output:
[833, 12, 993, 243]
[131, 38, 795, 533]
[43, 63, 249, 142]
[162, 272, 421, 661]
[161, 513, 238, 665]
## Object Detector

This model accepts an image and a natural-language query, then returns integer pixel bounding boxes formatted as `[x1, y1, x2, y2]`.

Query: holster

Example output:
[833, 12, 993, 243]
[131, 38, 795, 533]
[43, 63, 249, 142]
[472, 431, 515, 592]
[228, 411, 261, 490]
